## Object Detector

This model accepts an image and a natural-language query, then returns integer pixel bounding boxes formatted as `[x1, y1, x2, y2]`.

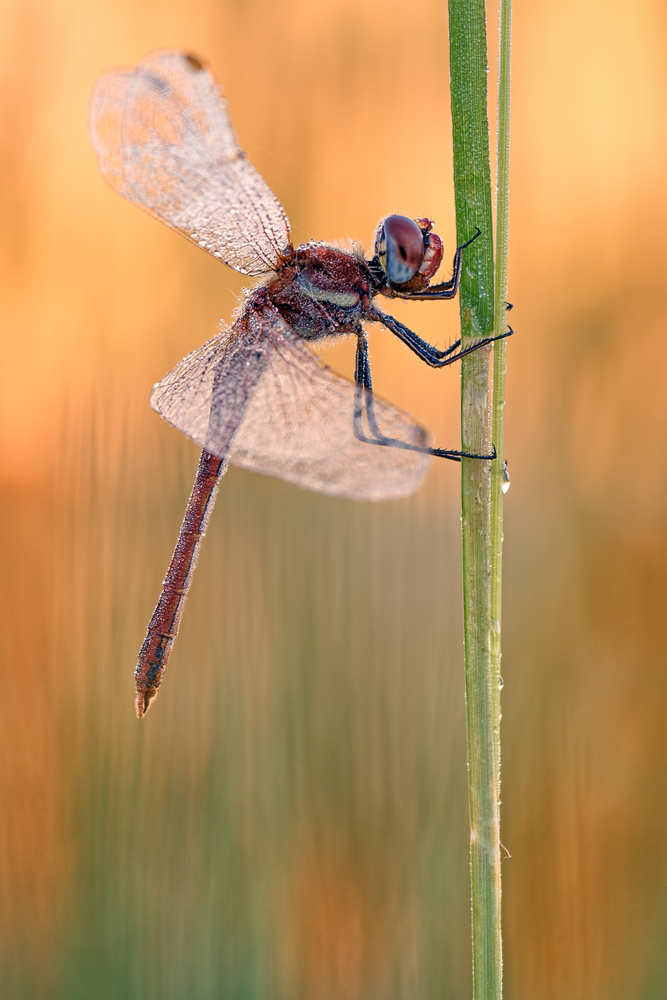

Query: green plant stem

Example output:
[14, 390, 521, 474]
[487, 0, 512, 992]
[491, 0, 512, 618]
[448, 0, 506, 997]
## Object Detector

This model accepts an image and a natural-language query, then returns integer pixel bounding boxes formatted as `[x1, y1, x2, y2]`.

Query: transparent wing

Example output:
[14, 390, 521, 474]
[149, 322, 272, 460]
[88, 49, 291, 276]
[150, 310, 431, 501]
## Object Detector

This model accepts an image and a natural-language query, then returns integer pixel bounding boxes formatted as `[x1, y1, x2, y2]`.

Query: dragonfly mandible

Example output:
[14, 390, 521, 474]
[88, 49, 509, 718]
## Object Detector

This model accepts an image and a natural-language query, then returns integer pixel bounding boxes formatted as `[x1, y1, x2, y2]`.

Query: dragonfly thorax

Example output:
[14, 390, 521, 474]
[268, 243, 371, 342]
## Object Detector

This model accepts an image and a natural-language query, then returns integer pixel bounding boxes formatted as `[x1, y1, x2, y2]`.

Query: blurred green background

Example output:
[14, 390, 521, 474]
[2, 0, 667, 997]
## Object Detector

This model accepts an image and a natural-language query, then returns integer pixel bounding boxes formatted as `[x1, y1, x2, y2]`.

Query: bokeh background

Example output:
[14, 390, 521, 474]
[2, 0, 667, 997]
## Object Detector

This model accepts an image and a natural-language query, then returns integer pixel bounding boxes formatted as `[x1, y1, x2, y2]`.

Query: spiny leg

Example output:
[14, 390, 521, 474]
[369, 307, 513, 368]
[353, 332, 496, 462]
[386, 227, 482, 301]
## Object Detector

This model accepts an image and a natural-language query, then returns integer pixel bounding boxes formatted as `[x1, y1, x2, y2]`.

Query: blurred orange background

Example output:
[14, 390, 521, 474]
[1, 0, 667, 998]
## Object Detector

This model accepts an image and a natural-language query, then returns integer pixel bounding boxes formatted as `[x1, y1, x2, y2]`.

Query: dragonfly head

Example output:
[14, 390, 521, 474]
[371, 215, 443, 292]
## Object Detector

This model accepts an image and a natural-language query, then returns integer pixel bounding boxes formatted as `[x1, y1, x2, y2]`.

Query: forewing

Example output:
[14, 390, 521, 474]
[88, 49, 291, 276]
[150, 310, 430, 501]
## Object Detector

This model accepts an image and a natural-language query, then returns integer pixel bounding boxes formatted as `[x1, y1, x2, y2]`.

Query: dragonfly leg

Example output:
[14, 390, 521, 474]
[134, 450, 227, 718]
[420, 227, 482, 298]
[353, 332, 496, 462]
[382, 227, 482, 301]
[369, 307, 514, 368]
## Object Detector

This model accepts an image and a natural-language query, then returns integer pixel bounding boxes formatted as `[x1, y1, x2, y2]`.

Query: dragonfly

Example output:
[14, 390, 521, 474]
[88, 49, 510, 718]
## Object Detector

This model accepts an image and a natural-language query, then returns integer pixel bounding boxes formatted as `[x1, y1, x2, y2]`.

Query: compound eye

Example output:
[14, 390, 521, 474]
[377, 215, 425, 284]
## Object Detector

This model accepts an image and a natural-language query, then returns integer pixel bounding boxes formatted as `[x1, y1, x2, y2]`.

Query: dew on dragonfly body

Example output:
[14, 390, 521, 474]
[87, 48, 494, 718]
